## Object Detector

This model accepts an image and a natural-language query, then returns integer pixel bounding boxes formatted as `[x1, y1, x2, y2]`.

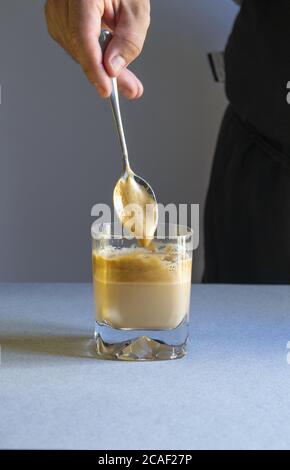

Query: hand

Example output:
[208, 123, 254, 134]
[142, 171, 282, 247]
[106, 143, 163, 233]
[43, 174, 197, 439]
[45, 0, 150, 99]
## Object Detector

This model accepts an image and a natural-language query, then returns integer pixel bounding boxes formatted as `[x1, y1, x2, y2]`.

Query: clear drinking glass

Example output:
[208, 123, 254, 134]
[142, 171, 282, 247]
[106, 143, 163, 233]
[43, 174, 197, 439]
[91, 222, 193, 361]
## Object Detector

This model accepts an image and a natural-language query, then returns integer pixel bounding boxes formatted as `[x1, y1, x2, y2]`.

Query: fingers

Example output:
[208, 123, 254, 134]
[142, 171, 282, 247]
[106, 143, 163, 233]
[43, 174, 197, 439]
[103, 0, 150, 77]
[118, 69, 144, 99]
[76, 32, 112, 98]
[45, 0, 149, 99]
[68, 0, 112, 97]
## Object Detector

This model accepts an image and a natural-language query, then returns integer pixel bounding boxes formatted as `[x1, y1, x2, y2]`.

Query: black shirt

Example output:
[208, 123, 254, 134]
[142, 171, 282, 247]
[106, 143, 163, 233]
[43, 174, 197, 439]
[225, 0, 290, 156]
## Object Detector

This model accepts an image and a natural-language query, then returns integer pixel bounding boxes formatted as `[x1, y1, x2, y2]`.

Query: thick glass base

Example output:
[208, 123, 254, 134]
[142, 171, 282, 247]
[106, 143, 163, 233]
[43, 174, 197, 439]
[95, 321, 188, 361]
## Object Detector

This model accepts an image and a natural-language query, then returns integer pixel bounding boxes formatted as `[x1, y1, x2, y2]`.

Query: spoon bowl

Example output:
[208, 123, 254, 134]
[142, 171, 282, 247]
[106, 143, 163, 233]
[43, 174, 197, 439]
[113, 171, 158, 245]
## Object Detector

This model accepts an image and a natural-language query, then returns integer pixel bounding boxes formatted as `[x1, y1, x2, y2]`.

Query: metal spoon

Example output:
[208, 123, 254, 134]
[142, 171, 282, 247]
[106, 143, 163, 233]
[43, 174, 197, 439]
[100, 30, 158, 244]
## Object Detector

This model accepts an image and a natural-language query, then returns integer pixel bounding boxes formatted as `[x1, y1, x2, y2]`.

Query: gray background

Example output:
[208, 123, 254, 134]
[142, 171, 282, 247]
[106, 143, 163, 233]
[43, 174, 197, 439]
[0, 0, 238, 282]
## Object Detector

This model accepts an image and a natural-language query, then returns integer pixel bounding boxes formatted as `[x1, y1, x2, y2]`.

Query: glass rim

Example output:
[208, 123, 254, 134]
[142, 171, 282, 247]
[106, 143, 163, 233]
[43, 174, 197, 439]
[91, 221, 193, 241]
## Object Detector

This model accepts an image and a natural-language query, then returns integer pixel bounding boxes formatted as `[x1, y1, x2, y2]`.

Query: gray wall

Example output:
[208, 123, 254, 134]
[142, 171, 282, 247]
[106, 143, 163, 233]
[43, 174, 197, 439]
[0, 0, 238, 282]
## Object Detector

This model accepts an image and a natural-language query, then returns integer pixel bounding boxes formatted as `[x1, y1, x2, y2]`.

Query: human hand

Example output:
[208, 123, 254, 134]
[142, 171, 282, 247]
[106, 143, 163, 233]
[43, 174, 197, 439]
[45, 0, 150, 99]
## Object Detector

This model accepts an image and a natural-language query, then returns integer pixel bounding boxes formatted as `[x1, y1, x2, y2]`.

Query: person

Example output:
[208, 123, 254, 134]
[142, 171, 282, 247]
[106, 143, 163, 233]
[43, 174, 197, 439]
[204, 0, 290, 284]
[45, 0, 290, 284]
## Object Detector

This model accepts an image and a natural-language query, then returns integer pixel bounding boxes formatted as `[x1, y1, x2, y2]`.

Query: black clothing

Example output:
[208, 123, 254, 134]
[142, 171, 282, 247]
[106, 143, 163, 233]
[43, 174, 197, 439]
[204, 106, 290, 284]
[204, 1, 290, 283]
[226, 0, 290, 156]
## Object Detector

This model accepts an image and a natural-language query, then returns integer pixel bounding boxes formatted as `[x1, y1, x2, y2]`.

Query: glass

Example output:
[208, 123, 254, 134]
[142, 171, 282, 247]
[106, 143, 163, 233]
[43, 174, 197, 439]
[91, 223, 193, 361]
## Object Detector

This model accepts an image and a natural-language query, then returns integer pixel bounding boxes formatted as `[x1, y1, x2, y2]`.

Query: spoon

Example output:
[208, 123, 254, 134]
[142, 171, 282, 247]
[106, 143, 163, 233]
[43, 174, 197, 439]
[99, 30, 158, 246]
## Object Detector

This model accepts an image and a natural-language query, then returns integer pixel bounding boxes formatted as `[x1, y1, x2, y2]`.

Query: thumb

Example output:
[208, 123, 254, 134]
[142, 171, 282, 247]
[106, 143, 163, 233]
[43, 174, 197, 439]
[103, 2, 150, 77]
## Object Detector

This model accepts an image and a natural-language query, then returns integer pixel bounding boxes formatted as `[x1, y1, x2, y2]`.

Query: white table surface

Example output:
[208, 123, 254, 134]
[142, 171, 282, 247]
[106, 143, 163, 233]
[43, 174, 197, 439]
[0, 283, 290, 450]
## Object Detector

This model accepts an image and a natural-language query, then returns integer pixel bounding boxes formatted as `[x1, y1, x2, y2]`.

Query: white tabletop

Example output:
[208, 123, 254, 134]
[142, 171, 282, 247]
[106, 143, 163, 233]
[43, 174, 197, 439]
[1, 283, 290, 450]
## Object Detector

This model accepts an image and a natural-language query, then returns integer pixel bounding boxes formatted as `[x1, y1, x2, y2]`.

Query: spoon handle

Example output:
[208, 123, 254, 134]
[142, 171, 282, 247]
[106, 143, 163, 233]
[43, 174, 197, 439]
[99, 30, 130, 173]
[110, 77, 130, 171]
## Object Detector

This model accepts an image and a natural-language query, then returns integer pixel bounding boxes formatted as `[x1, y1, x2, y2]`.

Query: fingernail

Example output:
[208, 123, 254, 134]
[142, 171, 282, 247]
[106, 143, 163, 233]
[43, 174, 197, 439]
[110, 55, 126, 75]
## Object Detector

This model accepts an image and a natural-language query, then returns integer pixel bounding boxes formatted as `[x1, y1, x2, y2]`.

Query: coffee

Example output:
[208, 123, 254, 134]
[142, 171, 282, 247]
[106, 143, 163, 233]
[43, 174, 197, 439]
[92, 245, 192, 330]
